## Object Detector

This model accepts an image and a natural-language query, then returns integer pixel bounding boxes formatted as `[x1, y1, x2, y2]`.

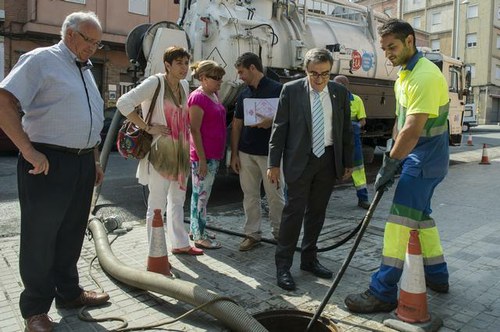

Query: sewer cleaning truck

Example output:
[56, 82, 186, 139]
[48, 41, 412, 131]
[125, 0, 468, 152]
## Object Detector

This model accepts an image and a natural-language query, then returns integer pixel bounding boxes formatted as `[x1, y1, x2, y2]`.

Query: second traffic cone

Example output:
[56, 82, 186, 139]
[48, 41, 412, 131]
[395, 230, 430, 324]
[147, 209, 172, 276]
[479, 143, 491, 165]
[466, 133, 473, 146]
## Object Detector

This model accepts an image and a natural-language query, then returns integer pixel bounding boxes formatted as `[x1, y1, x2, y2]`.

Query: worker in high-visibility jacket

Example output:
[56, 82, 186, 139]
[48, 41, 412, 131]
[344, 18, 450, 313]
[333, 75, 370, 209]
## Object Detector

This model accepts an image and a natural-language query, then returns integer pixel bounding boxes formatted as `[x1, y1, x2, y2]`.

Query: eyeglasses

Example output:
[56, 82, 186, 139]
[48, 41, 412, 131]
[207, 75, 223, 81]
[75, 30, 104, 49]
[307, 71, 331, 79]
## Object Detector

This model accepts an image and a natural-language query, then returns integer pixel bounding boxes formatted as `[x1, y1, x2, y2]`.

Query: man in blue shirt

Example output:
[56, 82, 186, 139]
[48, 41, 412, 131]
[0, 11, 109, 331]
[231, 52, 285, 251]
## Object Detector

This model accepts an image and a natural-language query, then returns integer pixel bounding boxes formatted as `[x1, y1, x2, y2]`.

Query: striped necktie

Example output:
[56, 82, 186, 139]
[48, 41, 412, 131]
[311, 90, 325, 157]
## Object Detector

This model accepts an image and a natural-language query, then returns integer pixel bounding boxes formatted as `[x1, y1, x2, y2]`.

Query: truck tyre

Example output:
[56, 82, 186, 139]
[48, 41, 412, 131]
[462, 123, 470, 132]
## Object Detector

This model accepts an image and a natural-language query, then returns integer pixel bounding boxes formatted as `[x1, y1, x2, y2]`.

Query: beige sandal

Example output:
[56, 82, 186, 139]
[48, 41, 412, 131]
[194, 239, 222, 249]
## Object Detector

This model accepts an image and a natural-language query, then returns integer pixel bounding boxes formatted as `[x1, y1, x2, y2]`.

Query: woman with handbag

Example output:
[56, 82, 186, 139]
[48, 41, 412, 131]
[188, 60, 227, 249]
[117, 46, 203, 258]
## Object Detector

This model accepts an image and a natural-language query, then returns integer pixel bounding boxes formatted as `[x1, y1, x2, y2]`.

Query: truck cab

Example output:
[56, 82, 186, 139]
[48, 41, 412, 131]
[420, 49, 467, 145]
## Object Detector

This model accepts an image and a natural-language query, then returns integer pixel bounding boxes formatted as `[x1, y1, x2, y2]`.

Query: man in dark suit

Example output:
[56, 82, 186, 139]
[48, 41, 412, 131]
[267, 48, 354, 290]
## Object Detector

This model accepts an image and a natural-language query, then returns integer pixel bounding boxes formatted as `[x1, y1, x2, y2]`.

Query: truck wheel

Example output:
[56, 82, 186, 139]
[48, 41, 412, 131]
[462, 123, 470, 132]
[449, 133, 462, 146]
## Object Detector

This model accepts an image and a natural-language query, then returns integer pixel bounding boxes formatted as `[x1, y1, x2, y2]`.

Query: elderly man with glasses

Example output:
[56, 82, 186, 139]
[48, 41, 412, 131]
[0, 11, 109, 332]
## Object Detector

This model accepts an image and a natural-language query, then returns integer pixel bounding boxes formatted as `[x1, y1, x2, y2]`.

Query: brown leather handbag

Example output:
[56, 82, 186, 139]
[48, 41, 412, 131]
[117, 77, 161, 159]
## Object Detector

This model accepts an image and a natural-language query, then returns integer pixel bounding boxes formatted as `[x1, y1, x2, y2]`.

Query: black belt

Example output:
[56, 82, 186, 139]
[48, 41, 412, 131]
[33, 142, 95, 155]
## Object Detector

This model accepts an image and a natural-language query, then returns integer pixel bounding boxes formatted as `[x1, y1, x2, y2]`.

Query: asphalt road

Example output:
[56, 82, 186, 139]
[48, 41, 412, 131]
[1, 125, 499, 238]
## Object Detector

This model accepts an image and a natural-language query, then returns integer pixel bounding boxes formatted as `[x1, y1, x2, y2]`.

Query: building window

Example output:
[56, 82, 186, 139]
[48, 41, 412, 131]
[64, 0, 85, 3]
[413, 16, 421, 29]
[129, 0, 148, 15]
[413, 0, 422, 4]
[467, 5, 479, 19]
[431, 39, 440, 52]
[431, 12, 441, 26]
[466, 33, 477, 48]
[497, 35, 500, 49]
[496, 65, 500, 80]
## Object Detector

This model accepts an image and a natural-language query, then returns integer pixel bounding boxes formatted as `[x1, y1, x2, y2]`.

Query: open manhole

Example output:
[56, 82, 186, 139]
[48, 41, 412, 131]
[253, 309, 339, 332]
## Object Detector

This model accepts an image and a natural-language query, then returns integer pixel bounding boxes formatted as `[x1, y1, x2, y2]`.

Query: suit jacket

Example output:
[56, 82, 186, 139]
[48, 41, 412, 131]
[268, 77, 353, 183]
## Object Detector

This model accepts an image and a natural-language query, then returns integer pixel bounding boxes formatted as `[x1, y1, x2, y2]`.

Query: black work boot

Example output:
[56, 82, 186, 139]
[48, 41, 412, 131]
[426, 280, 449, 293]
[358, 200, 370, 209]
[345, 290, 397, 313]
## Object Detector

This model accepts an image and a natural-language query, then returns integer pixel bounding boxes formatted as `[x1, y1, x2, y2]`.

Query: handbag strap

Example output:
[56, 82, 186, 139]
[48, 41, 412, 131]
[143, 76, 161, 125]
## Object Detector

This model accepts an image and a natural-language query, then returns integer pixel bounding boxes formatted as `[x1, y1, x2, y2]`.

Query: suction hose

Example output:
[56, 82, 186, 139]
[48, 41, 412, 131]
[87, 218, 268, 332]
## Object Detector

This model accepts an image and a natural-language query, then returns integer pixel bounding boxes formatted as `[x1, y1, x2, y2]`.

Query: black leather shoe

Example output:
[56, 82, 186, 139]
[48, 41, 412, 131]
[300, 260, 333, 279]
[277, 270, 296, 290]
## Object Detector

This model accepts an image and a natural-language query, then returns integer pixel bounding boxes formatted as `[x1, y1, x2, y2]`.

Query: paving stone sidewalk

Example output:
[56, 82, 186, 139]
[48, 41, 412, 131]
[1, 155, 500, 331]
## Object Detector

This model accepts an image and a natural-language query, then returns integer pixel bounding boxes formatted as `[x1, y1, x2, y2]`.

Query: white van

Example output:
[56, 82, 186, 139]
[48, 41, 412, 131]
[462, 104, 478, 132]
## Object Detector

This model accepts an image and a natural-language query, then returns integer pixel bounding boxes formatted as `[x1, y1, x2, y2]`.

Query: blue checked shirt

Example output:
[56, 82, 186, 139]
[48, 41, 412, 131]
[0, 41, 104, 149]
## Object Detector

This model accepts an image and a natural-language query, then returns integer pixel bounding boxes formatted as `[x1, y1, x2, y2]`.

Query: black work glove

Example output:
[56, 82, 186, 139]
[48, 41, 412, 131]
[374, 152, 401, 192]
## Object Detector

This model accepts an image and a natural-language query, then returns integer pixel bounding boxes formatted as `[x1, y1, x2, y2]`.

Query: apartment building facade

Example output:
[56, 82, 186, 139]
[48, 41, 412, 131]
[353, 0, 430, 46]
[1, 0, 180, 108]
[463, 0, 500, 125]
[357, 0, 500, 124]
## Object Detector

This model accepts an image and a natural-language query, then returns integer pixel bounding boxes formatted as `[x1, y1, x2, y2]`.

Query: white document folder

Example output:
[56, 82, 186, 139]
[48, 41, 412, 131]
[243, 98, 279, 126]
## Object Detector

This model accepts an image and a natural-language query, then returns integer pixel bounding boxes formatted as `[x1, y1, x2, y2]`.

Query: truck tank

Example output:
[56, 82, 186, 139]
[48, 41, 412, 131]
[127, 0, 467, 147]
[131, 0, 399, 144]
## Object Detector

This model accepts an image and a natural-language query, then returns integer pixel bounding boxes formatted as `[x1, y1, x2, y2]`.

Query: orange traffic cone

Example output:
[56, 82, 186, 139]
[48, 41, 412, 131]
[384, 231, 443, 330]
[479, 143, 491, 165]
[147, 209, 172, 276]
[466, 133, 473, 146]
[395, 230, 430, 323]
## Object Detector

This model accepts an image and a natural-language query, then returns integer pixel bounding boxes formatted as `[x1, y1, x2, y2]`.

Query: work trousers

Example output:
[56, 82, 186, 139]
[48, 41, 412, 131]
[351, 122, 368, 202]
[275, 147, 336, 271]
[239, 151, 284, 240]
[17, 147, 95, 318]
[369, 173, 448, 304]
[146, 166, 189, 250]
